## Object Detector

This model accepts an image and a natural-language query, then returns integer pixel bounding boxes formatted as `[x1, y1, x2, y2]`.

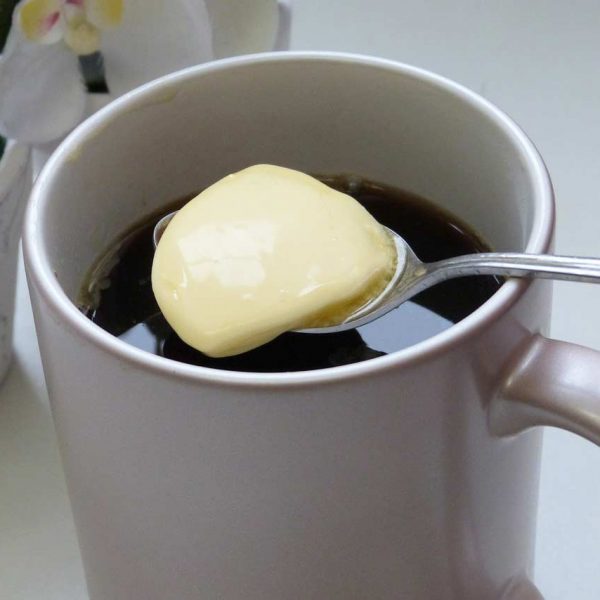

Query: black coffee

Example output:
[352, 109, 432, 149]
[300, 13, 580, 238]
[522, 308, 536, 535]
[80, 176, 501, 372]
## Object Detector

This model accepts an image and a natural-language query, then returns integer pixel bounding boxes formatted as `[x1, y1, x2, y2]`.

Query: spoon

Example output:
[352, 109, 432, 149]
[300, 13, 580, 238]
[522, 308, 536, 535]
[154, 211, 600, 334]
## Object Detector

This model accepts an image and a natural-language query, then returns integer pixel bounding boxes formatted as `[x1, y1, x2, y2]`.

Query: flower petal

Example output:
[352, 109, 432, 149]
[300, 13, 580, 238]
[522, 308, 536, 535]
[204, 0, 278, 58]
[84, 0, 123, 30]
[17, 0, 65, 44]
[0, 26, 86, 143]
[100, 0, 212, 97]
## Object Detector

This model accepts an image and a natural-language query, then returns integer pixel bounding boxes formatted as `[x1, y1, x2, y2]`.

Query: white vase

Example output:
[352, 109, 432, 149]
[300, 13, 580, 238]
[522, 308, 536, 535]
[0, 141, 31, 384]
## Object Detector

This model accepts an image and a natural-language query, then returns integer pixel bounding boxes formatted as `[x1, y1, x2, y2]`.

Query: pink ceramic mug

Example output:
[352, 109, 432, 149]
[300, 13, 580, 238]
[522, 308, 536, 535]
[23, 53, 600, 600]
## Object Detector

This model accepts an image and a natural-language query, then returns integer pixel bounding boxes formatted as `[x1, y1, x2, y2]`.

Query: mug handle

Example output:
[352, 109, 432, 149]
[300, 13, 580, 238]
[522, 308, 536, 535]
[490, 334, 600, 445]
[205, 0, 292, 59]
[500, 577, 545, 600]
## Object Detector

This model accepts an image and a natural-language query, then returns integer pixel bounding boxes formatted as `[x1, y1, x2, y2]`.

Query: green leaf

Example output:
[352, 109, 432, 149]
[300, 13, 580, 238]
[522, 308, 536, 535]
[0, 0, 20, 53]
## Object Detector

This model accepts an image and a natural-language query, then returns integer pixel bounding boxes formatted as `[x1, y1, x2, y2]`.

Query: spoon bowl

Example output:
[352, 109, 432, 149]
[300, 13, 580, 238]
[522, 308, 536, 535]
[154, 211, 600, 334]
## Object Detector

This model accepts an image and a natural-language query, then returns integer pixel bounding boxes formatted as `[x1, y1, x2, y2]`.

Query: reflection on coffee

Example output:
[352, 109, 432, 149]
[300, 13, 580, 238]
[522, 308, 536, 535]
[80, 176, 502, 372]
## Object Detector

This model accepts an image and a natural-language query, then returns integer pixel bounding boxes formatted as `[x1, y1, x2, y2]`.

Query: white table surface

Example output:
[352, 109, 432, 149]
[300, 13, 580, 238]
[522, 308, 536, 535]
[1, 1, 599, 598]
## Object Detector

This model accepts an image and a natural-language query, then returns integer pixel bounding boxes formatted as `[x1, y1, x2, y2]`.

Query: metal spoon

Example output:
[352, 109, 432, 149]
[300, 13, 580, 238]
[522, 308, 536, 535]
[154, 211, 600, 334]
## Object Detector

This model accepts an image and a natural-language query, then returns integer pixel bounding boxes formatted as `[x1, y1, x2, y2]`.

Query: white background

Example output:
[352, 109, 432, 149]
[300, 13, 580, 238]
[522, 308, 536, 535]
[1, 1, 599, 598]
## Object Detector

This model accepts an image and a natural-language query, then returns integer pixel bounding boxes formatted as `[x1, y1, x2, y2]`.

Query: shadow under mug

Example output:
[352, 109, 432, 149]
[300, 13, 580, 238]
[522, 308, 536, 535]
[23, 53, 600, 600]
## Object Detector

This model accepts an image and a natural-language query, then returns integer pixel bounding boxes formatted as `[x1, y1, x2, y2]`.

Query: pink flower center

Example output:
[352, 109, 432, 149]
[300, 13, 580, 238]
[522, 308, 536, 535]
[43, 11, 61, 33]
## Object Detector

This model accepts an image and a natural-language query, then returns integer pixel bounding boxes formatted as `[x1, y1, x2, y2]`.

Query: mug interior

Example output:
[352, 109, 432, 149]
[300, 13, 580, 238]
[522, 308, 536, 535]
[28, 53, 553, 353]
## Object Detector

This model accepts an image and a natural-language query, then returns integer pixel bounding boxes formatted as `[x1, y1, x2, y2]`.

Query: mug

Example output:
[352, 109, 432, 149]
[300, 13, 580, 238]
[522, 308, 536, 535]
[23, 53, 600, 600]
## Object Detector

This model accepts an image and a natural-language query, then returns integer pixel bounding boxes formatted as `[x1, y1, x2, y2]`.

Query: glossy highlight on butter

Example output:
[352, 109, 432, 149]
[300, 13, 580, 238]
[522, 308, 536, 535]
[151, 165, 396, 357]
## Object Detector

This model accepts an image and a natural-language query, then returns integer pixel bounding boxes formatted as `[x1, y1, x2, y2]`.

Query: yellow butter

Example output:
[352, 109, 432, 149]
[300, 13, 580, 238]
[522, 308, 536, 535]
[152, 165, 396, 357]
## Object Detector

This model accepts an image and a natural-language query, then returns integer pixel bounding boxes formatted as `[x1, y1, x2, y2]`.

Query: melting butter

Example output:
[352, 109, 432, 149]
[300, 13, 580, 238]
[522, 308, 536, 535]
[151, 165, 396, 357]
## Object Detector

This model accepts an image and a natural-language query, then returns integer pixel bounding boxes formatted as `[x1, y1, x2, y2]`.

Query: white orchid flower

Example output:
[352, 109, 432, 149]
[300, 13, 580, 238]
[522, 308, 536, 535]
[0, 0, 280, 145]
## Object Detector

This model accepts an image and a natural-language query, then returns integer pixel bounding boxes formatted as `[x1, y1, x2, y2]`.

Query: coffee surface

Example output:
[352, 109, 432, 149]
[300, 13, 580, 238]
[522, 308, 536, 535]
[80, 176, 501, 372]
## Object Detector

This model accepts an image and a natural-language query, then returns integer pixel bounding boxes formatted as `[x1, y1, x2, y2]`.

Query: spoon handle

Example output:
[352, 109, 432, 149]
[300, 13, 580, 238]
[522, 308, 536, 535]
[426, 253, 600, 284]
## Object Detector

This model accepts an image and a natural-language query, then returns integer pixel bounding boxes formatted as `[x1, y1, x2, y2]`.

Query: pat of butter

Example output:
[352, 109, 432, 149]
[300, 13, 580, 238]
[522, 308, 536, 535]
[152, 165, 396, 357]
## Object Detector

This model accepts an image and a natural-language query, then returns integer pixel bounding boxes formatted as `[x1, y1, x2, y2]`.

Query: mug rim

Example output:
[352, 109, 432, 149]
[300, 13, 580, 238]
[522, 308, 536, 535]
[23, 51, 555, 389]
